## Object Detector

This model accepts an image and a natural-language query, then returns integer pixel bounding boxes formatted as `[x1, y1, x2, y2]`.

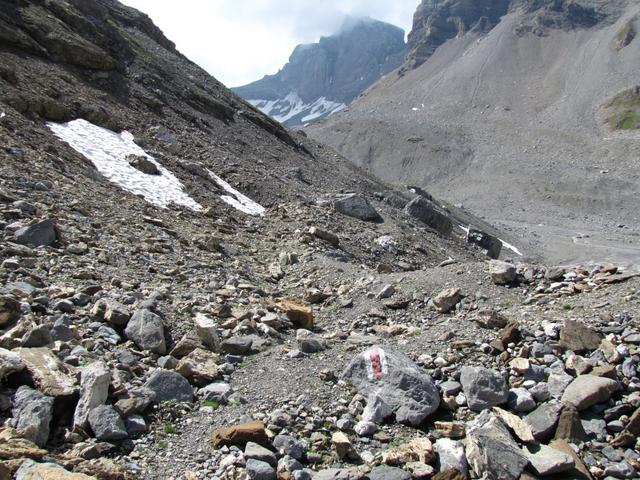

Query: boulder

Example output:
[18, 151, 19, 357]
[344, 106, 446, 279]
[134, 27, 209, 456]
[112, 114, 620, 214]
[221, 336, 254, 355]
[15, 460, 94, 480]
[367, 466, 411, 480]
[460, 367, 508, 412]
[492, 407, 535, 443]
[466, 228, 502, 259]
[333, 194, 381, 222]
[15, 347, 77, 398]
[404, 197, 453, 236]
[435, 438, 468, 476]
[73, 361, 111, 429]
[103, 301, 130, 326]
[433, 288, 461, 313]
[522, 444, 574, 476]
[332, 432, 360, 462]
[143, 370, 193, 403]
[524, 400, 564, 441]
[194, 313, 220, 351]
[198, 382, 233, 404]
[296, 329, 327, 353]
[211, 421, 268, 448]
[554, 404, 589, 443]
[126, 154, 160, 175]
[341, 347, 440, 426]
[88, 405, 127, 441]
[124, 309, 166, 354]
[273, 299, 314, 330]
[245, 459, 276, 480]
[14, 219, 57, 247]
[465, 411, 529, 480]
[0, 348, 24, 379]
[0, 428, 48, 461]
[245, 441, 277, 466]
[0, 296, 21, 327]
[561, 375, 620, 410]
[559, 320, 603, 353]
[489, 261, 516, 285]
[10, 386, 53, 447]
[175, 348, 221, 386]
[308, 226, 340, 247]
[382, 438, 434, 465]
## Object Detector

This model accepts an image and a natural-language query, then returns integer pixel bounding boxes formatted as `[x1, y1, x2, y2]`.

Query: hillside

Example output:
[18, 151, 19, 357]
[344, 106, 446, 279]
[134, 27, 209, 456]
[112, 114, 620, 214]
[308, 0, 640, 269]
[233, 18, 406, 128]
[1, 1, 640, 480]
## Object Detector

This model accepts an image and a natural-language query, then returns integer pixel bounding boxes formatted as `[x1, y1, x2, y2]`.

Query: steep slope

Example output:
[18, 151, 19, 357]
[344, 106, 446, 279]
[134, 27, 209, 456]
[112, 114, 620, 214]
[309, 0, 640, 268]
[233, 17, 406, 128]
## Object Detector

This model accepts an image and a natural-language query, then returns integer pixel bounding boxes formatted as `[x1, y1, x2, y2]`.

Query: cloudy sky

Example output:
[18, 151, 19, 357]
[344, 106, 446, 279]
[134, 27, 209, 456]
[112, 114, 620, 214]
[120, 0, 418, 88]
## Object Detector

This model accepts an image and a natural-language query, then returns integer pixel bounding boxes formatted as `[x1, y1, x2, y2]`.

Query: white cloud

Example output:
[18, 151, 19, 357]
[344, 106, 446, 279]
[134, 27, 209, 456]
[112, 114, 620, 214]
[119, 0, 417, 87]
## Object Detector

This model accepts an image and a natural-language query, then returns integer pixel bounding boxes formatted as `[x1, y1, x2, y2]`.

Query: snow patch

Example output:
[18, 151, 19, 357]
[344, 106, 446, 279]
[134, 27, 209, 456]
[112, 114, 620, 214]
[458, 225, 523, 257]
[207, 170, 265, 216]
[47, 119, 202, 211]
[0, 112, 5, 118]
[249, 92, 346, 124]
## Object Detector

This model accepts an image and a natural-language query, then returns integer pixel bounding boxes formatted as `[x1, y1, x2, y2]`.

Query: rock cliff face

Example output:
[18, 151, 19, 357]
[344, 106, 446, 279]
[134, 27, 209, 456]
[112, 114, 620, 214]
[233, 18, 406, 127]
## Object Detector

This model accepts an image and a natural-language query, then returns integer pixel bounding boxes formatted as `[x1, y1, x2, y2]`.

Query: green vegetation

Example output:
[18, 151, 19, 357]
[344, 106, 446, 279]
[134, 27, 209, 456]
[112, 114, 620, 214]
[563, 304, 574, 311]
[163, 422, 176, 434]
[606, 88, 640, 130]
[202, 401, 219, 409]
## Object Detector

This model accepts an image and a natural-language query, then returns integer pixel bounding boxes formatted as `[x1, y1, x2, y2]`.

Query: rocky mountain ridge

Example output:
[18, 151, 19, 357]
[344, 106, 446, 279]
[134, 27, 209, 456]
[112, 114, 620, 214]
[0, 1, 640, 480]
[233, 18, 406, 128]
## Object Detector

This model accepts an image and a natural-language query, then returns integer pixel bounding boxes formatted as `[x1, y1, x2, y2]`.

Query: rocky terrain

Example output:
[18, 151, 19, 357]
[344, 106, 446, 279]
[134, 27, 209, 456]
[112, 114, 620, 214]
[308, 0, 640, 269]
[232, 18, 406, 128]
[1, 1, 640, 480]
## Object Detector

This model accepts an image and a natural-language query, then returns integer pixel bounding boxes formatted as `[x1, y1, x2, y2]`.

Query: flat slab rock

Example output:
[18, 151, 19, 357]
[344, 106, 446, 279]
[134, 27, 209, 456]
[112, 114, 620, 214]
[523, 444, 574, 476]
[15, 347, 77, 398]
[460, 366, 508, 412]
[561, 375, 620, 410]
[211, 421, 268, 448]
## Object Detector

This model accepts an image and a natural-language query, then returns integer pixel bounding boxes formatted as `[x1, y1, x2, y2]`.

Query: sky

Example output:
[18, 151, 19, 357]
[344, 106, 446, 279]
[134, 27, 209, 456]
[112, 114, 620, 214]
[120, 0, 418, 88]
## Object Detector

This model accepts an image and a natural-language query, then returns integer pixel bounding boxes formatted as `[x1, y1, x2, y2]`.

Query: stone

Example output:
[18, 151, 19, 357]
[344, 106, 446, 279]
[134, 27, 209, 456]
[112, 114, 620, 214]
[525, 400, 563, 441]
[198, 382, 233, 404]
[125, 415, 147, 435]
[435, 438, 468, 476]
[0, 296, 21, 327]
[143, 369, 193, 403]
[508, 387, 536, 412]
[16, 347, 77, 398]
[73, 361, 111, 429]
[0, 348, 24, 379]
[500, 321, 521, 345]
[273, 299, 314, 330]
[246, 459, 276, 480]
[14, 219, 57, 247]
[333, 194, 381, 222]
[221, 336, 254, 355]
[193, 313, 220, 351]
[367, 466, 411, 480]
[405, 462, 435, 479]
[548, 439, 592, 480]
[124, 309, 166, 354]
[433, 288, 461, 313]
[432, 471, 465, 480]
[103, 301, 130, 326]
[460, 366, 508, 412]
[73, 458, 130, 480]
[612, 407, 640, 448]
[15, 460, 94, 480]
[0, 428, 47, 460]
[170, 332, 204, 358]
[245, 442, 277, 466]
[114, 388, 155, 416]
[382, 438, 434, 465]
[489, 261, 517, 285]
[211, 421, 268, 448]
[559, 320, 603, 353]
[493, 406, 535, 443]
[465, 411, 529, 480]
[10, 386, 53, 447]
[341, 347, 440, 426]
[126, 154, 160, 175]
[332, 432, 360, 461]
[296, 329, 327, 353]
[547, 365, 574, 399]
[523, 444, 574, 476]
[404, 196, 453, 236]
[561, 375, 620, 410]
[434, 421, 465, 439]
[273, 435, 306, 460]
[312, 469, 366, 480]
[175, 348, 221, 386]
[554, 404, 588, 443]
[604, 461, 636, 479]
[87, 405, 127, 441]
[308, 226, 340, 247]
[157, 355, 178, 369]
[466, 228, 502, 259]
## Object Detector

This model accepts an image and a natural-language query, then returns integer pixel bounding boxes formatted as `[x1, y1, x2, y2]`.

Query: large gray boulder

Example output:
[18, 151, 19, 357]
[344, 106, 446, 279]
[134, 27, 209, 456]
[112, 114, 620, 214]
[460, 366, 509, 411]
[143, 369, 193, 403]
[10, 386, 53, 447]
[403, 197, 453, 236]
[73, 361, 111, 429]
[465, 410, 530, 480]
[332, 194, 381, 222]
[561, 375, 620, 410]
[14, 219, 57, 247]
[0, 347, 25, 379]
[525, 400, 564, 441]
[466, 227, 502, 259]
[88, 404, 128, 441]
[124, 309, 166, 354]
[341, 347, 440, 426]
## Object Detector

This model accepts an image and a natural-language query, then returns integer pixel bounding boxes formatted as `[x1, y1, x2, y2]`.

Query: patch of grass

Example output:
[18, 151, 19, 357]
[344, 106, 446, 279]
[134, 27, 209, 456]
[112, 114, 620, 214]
[202, 401, 219, 409]
[156, 439, 168, 449]
[606, 88, 640, 130]
[163, 422, 176, 434]
[563, 304, 574, 311]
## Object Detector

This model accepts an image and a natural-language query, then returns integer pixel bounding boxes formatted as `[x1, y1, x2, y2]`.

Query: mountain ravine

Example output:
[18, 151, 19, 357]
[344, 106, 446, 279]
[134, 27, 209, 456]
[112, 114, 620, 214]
[1, 1, 640, 480]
